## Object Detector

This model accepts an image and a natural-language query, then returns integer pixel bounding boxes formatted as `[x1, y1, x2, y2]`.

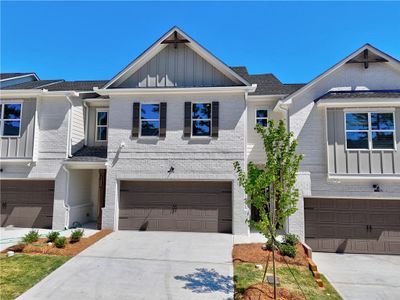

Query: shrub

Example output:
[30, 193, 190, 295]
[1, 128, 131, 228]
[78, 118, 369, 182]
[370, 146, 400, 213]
[265, 238, 279, 251]
[55, 236, 67, 248]
[283, 234, 299, 246]
[70, 229, 84, 243]
[279, 243, 297, 258]
[22, 230, 39, 244]
[47, 231, 60, 243]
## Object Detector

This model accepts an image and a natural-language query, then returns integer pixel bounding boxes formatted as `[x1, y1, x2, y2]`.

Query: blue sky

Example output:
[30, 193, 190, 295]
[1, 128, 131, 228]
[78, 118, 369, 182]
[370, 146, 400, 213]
[1, 1, 400, 83]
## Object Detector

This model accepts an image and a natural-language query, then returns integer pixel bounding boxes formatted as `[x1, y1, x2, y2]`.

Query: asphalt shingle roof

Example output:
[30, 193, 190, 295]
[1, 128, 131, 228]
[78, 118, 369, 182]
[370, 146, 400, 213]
[230, 67, 305, 96]
[68, 146, 107, 162]
[0, 73, 36, 80]
[45, 81, 108, 91]
[316, 90, 400, 102]
[0, 80, 108, 91]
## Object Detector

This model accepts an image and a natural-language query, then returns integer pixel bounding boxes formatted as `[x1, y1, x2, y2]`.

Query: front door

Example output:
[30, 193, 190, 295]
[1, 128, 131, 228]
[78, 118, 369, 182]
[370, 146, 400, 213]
[97, 170, 106, 229]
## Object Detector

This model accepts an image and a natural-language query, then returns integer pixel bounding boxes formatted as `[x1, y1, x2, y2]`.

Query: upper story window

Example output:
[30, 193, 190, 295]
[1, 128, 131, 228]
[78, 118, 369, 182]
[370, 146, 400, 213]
[96, 109, 108, 141]
[141, 103, 160, 136]
[0, 103, 22, 137]
[255, 109, 268, 127]
[345, 112, 395, 150]
[192, 103, 211, 136]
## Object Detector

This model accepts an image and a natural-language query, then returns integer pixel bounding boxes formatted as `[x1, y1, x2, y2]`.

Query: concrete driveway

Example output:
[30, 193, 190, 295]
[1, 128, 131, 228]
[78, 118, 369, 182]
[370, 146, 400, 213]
[18, 231, 233, 300]
[313, 252, 400, 300]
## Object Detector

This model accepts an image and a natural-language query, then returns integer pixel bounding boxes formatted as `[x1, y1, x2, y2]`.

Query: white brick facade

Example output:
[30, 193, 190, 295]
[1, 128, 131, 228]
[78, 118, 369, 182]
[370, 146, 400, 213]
[102, 92, 250, 235]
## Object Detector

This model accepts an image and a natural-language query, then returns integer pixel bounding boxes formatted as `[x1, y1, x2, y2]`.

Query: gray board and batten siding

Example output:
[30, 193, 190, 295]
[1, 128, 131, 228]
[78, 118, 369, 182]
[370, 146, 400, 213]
[1, 99, 36, 159]
[112, 43, 241, 88]
[326, 108, 400, 175]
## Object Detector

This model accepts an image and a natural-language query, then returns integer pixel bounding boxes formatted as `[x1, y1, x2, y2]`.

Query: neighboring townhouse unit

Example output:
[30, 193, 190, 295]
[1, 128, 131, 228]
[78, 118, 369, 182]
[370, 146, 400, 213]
[1, 27, 399, 255]
[0, 73, 39, 88]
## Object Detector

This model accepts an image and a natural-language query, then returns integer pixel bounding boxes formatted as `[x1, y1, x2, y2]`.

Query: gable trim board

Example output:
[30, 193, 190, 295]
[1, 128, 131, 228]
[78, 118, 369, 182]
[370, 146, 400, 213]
[103, 27, 251, 89]
[274, 44, 400, 111]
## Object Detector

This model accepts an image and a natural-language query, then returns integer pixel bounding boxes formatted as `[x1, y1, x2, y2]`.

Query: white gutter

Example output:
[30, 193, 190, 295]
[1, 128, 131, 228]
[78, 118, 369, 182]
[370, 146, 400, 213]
[0, 90, 43, 97]
[94, 84, 257, 95]
[62, 165, 71, 229]
[0, 89, 80, 97]
[83, 101, 89, 145]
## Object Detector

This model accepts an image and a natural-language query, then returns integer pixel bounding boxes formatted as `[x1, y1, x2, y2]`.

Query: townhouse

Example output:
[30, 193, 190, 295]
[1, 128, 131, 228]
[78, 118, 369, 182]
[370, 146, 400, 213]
[1, 27, 399, 254]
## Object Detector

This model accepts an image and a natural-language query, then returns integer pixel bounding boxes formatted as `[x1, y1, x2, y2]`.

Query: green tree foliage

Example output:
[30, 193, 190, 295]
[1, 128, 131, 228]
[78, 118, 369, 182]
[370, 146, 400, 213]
[234, 120, 303, 240]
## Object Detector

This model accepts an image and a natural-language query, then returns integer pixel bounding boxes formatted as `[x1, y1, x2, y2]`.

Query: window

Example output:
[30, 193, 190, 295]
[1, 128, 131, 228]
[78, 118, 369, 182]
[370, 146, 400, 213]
[255, 109, 268, 127]
[96, 109, 108, 141]
[140, 103, 160, 136]
[345, 112, 395, 150]
[192, 103, 211, 136]
[1, 103, 22, 137]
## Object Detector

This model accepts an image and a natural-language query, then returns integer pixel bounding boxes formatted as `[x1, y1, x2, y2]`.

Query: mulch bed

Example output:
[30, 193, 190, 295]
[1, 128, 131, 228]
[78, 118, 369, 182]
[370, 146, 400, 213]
[241, 283, 303, 300]
[232, 243, 308, 266]
[3, 230, 112, 256]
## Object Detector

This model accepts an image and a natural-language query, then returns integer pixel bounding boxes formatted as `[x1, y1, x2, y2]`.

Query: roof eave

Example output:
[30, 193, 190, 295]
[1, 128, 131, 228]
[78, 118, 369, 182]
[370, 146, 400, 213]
[94, 84, 257, 95]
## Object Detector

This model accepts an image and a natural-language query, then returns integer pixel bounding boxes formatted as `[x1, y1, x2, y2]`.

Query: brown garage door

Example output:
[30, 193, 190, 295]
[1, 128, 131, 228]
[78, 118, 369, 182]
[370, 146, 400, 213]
[305, 197, 400, 255]
[0, 180, 54, 228]
[119, 181, 232, 233]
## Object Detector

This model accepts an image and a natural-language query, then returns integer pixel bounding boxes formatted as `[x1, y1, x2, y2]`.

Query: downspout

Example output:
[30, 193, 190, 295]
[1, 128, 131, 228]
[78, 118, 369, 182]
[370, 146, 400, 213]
[62, 165, 71, 229]
[83, 101, 89, 146]
[65, 95, 74, 158]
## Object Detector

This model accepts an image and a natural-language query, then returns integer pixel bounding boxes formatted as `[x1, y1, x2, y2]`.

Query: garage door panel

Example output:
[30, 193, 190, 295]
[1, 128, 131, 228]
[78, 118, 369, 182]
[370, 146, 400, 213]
[119, 181, 232, 233]
[0, 180, 54, 229]
[305, 198, 400, 255]
[387, 242, 400, 253]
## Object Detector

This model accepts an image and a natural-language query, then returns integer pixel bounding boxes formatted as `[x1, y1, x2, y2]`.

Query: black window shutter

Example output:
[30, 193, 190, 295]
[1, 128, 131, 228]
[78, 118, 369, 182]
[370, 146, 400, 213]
[211, 101, 219, 137]
[184, 102, 191, 137]
[160, 102, 167, 138]
[132, 102, 140, 137]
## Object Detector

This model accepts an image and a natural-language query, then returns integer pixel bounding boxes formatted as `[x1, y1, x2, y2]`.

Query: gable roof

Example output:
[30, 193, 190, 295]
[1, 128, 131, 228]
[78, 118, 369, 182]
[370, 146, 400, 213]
[281, 43, 400, 104]
[230, 67, 305, 95]
[103, 26, 251, 89]
[0, 72, 39, 81]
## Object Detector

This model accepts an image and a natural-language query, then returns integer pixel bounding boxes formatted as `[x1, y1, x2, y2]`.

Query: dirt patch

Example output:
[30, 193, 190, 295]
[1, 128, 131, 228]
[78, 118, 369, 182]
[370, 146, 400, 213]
[241, 283, 303, 300]
[232, 243, 308, 266]
[3, 230, 112, 256]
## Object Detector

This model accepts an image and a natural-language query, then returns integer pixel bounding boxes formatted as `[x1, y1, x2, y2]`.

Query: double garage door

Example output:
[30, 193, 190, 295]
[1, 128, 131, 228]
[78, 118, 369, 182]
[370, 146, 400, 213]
[0, 180, 54, 228]
[119, 181, 232, 233]
[305, 198, 400, 255]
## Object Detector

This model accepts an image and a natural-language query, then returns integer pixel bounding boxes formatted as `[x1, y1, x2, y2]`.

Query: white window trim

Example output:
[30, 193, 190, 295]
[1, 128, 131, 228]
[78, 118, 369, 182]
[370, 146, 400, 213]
[0, 102, 23, 138]
[344, 111, 396, 151]
[255, 107, 268, 127]
[139, 102, 160, 138]
[95, 108, 108, 142]
[191, 102, 212, 138]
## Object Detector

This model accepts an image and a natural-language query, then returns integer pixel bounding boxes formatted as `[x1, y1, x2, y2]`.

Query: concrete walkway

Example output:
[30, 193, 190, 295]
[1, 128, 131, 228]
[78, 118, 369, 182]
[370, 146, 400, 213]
[18, 231, 233, 300]
[313, 252, 400, 300]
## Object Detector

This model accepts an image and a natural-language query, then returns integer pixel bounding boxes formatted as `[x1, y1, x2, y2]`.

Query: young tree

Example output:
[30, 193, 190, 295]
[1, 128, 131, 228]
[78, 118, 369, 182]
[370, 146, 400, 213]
[234, 119, 303, 298]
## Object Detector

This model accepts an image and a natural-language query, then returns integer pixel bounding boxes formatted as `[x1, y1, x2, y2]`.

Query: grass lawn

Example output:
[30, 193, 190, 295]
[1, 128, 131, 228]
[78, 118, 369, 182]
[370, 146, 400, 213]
[234, 263, 342, 300]
[0, 254, 70, 300]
